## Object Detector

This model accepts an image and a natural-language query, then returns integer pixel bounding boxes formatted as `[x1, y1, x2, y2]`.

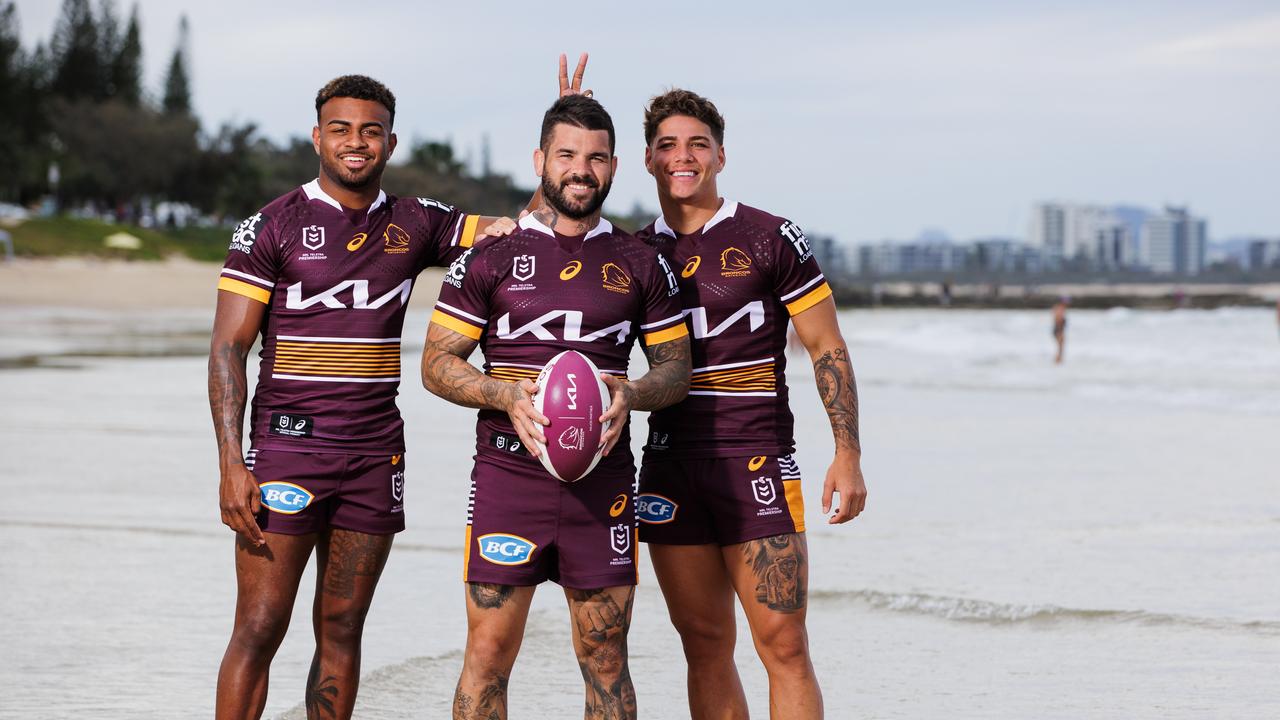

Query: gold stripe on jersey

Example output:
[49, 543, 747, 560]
[643, 323, 689, 346]
[690, 361, 776, 393]
[271, 339, 400, 379]
[431, 309, 484, 340]
[785, 282, 833, 316]
[218, 277, 271, 304]
[488, 366, 540, 383]
[459, 215, 480, 248]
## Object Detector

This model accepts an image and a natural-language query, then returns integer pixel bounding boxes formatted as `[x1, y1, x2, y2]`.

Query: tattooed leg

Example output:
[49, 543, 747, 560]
[305, 529, 393, 720]
[565, 586, 637, 720]
[724, 534, 823, 720]
[455, 583, 536, 720]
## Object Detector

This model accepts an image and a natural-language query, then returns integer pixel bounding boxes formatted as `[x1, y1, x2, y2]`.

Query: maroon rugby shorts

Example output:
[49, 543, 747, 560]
[464, 453, 637, 589]
[246, 448, 406, 535]
[637, 454, 805, 545]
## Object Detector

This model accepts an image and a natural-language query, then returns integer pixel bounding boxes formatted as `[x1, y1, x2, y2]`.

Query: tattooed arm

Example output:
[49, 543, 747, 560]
[420, 322, 550, 457]
[208, 291, 268, 546]
[791, 297, 868, 523]
[598, 335, 691, 455]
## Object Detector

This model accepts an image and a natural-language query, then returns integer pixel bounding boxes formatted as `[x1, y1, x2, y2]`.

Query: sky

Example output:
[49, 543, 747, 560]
[14, 0, 1280, 243]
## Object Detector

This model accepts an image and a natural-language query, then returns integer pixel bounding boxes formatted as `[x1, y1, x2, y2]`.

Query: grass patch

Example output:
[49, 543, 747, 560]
[8, 217, 230, 261]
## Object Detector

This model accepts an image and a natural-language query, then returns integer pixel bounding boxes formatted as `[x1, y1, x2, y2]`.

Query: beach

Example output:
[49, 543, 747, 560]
[1, 260, 1277, 718]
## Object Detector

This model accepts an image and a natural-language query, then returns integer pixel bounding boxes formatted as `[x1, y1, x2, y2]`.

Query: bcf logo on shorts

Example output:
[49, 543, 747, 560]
[259, 481, 314, 514]
[636, 494, 677, 524]
[751, 476, 777, 505]
[477, 533, 537, 565]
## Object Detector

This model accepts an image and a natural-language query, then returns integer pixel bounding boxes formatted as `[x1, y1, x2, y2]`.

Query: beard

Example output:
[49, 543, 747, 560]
[319, 151, 386, 192]
[542, 172, 612, 220]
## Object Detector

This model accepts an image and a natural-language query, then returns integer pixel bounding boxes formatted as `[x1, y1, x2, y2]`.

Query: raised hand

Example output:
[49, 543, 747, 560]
[558, 52, 591, 98]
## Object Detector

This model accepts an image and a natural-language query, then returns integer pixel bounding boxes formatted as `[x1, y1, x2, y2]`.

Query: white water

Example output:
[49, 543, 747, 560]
[0, 307, 1276, 718]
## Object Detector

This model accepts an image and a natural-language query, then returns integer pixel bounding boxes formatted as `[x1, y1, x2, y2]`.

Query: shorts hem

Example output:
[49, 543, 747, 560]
[557, 572, 639, 590]
[718, 525, 805, 547]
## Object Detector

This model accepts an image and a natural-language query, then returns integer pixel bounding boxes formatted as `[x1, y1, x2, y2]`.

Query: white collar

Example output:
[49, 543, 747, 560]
[518, 213, 614, 240]
[303, 179, 387, 215]
[653, 199, 738, 238]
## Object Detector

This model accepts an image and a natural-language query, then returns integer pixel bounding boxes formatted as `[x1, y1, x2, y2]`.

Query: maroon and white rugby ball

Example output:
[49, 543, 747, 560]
[533, 350, 612, 483]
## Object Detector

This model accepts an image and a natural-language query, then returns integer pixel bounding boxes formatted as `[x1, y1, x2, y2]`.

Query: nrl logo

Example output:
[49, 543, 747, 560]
[751, 476, 777, 505]
[302, 225, 325, 251]
[513, 255, 536, 281]
[610, 523, 631, 555]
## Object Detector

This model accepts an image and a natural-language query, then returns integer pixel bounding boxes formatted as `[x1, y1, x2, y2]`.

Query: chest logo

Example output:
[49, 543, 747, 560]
[560, 260, 582, 280]
[684, 301, 766, 338]
[682, 256, 701, 278]
[302, 225, 325, 251]
[601, 263, 631, 294]
[720, 247, 753, 277]
[513, 255, 536, 281]
[347, 232, 368, 251]
[383, 223, 410, 254]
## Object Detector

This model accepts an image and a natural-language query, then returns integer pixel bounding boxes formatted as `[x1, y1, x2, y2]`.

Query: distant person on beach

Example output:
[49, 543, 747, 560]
[1053, 296, 1069, 364]
[628, 86, 868, 719]
[421, 92, 690, 719]
[207, 75, 517, 720]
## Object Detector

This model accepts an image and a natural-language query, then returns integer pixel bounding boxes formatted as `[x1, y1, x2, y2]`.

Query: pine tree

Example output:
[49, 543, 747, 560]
[50, 0, 101, 101]
[161, 14, 190, 115]
[96, 0, 120, 99]
[111, 3, 141, 106]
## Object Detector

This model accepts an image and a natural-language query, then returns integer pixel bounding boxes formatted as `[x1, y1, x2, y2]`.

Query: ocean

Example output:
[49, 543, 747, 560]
[1, 306, 1276, 718]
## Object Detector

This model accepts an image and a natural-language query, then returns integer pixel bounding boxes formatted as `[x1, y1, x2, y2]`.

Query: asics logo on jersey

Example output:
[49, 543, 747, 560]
[609, 494, 628, 518]
[682, 256, 701, 277]
[683, 301, 765, 338]
[560, 260, 582, 280]
[495, 311, 632, 344]
[347, 232, 368, 251]
[285, 279, 413, 310]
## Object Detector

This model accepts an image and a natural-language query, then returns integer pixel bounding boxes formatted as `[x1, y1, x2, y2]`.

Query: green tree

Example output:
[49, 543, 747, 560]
[95, 0, 120, 98]
[407, 140, 465, 176]
[110, 3, 141, 106]
[161, 14, 190, 115]
[50, 0, 101, 101]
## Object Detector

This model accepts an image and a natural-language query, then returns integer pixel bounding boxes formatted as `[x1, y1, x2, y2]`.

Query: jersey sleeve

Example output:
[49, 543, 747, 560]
[217, 211, 280, 304]
[637, 249, 689, 347]
[430, 243, 493, 341]
[770, 218, 832, 316]
[415, 196, 482, 270]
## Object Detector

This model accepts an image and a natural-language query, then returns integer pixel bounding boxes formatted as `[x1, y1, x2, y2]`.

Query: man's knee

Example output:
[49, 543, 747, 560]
[465, 630, 521, 677]
[576, 632, 629, 682]
[753, 620, 813, 672]
[231, 606, 292, 656]
[316, 603, 371, 647]
[670, 608, 736, 661]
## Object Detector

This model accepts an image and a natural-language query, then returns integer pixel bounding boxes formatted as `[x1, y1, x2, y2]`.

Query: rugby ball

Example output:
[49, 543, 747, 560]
[532, 350, 612, 482]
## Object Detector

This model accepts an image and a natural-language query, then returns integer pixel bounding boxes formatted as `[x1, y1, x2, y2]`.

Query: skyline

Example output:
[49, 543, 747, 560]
[12, 0, 1280, 241]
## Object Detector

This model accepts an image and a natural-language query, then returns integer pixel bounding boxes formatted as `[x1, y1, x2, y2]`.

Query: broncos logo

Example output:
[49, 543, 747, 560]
[720, 247, 753, 276]
[382, 223, 411, 254]
[601, 262, 631, 294]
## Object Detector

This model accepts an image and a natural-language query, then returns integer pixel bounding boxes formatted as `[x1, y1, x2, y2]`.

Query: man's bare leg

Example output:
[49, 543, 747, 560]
[565, 586, 637, 720]
[649, 543, 748, 720]
[305, 528, 394, 719]
[724, 533, 822, 720]
[216, 532, 317, 720]
[454, 583, 536, 720]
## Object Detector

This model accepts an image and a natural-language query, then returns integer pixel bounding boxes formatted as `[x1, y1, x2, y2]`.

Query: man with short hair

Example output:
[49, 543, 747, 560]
[209, 74, 515, 720]
[420, 94, 691, 720]
[631, 88, 869, 720]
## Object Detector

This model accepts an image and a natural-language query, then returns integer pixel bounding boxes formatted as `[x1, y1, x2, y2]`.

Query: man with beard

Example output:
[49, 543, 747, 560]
[208, 74, 523, 720]
[420, 94, 691, 720]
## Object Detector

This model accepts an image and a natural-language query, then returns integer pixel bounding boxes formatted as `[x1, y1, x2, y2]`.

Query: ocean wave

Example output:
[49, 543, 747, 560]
[810, 588, 1280, 634]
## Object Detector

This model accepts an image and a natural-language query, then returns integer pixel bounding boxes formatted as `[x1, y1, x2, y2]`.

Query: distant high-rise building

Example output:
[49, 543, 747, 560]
[1143, 206, 1207, 275]
[1029, 202, 1133, 269]
[1246, 238, 1280, 270]
[1028, 203, 1068, 264]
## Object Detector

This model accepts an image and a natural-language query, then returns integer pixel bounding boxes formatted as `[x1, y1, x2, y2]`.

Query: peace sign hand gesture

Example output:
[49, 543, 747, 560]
[558, 52, 592, 98]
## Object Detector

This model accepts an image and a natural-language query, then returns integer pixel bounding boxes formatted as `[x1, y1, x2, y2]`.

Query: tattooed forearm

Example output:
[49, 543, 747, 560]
[208, 339, 250, 465]
[813, 345, 860, 453]
[742, 534, 808, 613]
[627, 336, 691, 412]
[468, 582, 514, 610]
[421, 326, 514, 411]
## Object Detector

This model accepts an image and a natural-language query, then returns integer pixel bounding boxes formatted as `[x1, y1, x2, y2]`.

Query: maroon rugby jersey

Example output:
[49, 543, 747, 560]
[431, 214, 687, 470]
[637, 201, 832, 459]
[218, 179, 479, 454]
